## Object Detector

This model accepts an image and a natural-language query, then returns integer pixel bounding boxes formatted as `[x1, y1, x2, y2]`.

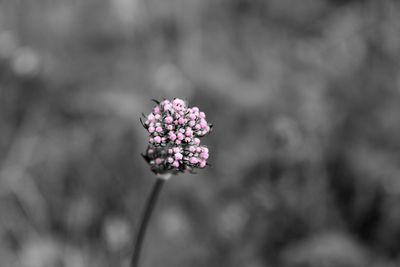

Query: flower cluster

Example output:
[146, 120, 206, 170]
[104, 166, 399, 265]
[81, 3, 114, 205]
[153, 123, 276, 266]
[141, 98, 212, 176]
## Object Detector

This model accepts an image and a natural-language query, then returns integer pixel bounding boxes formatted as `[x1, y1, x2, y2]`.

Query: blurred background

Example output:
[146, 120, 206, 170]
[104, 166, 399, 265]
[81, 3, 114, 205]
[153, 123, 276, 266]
[1, 0, 400, 266]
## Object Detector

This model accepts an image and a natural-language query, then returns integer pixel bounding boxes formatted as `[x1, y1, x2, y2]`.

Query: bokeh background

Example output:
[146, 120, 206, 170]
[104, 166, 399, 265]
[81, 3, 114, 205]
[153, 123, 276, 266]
[1, 0, 400, 266]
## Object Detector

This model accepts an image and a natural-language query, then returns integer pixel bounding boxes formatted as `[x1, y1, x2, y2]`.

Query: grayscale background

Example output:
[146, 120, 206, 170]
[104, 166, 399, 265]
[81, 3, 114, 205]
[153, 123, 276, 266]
[0, 0, 399, 266]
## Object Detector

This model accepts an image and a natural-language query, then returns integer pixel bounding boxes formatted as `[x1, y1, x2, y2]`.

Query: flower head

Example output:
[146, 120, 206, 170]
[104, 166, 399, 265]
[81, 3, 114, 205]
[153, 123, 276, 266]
[141, 98, 212, 176]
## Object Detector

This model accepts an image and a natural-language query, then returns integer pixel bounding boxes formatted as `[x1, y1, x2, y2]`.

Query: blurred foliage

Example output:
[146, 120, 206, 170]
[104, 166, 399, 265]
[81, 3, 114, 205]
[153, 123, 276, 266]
[0, 0, 400, 266]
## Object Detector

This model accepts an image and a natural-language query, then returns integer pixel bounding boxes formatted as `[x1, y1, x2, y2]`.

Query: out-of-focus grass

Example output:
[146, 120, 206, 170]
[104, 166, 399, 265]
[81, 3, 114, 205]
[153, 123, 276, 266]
[1, 0, 400, 266]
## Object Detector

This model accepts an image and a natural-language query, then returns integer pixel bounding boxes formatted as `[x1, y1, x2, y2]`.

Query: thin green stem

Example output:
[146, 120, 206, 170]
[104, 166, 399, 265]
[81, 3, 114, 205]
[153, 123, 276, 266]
[130, 178, 165, 267]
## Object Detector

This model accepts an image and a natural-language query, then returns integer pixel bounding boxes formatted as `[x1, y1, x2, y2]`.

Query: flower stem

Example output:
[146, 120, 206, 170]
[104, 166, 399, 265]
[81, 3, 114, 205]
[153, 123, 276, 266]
[130, 178, 165, 267]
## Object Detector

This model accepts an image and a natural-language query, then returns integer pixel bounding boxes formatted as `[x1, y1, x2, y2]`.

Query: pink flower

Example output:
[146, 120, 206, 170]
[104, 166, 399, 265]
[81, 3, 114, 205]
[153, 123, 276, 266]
[141, 98, 212, 175]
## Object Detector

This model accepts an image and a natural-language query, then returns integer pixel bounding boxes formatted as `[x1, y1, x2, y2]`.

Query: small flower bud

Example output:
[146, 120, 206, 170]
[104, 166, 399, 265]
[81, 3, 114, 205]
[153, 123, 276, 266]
[175, 153, 183, 160]
[147, 114, 155, 121]
[169, 133, 177, 141]
[189, 113, 196, 120]
[199, 160, 206, 168]
[189, 157, 198, 164]
[172, 161, 180, 168]
[165, 116, 173, 124]
[200, 152, 209, 159]
[177, 133, 184, 140]
[185, 128, 193, 137]
[153, 106, 161, 114]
